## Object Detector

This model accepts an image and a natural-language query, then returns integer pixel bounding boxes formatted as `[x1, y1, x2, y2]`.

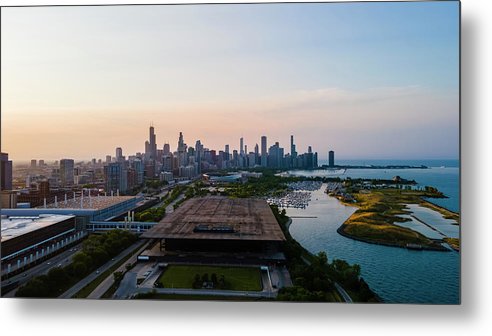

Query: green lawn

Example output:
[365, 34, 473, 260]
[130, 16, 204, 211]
[157, 265, 262, 291]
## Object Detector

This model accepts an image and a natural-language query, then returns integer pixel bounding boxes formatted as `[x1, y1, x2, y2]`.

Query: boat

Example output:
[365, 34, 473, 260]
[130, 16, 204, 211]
[406, 243, 423, 250]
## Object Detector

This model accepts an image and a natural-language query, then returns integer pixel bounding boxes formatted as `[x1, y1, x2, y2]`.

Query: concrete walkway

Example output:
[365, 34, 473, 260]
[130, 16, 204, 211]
[133, 286, 275, 299]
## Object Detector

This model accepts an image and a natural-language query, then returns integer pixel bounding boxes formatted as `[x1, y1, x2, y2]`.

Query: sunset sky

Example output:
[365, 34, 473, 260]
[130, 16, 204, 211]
[1, 1, 459, 162]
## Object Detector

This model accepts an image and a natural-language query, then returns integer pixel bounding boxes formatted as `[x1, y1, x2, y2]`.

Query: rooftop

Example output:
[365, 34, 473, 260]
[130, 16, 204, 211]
[142, 196, 286, 241]
[35, 195, 137, 211]
[1, 214, 75, 242]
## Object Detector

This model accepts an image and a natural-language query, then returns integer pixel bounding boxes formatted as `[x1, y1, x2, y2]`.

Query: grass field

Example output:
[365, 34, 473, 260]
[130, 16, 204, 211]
[157, 265, 263, 291]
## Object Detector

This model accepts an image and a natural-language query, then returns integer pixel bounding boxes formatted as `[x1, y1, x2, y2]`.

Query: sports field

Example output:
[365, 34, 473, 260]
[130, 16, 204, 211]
[157, 265, 263, 291]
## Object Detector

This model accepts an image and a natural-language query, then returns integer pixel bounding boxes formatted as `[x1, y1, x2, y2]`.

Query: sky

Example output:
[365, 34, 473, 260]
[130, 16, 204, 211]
[1, 1, 460, 162]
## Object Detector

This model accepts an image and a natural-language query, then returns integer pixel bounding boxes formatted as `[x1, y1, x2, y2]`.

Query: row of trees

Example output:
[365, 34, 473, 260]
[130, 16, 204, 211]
[269, 204, 378, 302]
[191, 273, 227, 289]
[15, 230, 138, 297]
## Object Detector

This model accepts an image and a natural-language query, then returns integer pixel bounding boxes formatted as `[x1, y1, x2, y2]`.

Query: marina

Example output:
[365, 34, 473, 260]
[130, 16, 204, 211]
[266, 181, 322, 209]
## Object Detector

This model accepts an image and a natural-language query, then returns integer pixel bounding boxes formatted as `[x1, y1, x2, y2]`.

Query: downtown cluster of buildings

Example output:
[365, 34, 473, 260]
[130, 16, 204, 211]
[103, 126, 324, 194]
[1, 126, 335, 200]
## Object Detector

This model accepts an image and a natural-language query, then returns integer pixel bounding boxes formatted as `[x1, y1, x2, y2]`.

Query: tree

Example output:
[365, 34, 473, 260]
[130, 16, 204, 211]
[47, 267, 69, 288]
[72, 261, 88, 277]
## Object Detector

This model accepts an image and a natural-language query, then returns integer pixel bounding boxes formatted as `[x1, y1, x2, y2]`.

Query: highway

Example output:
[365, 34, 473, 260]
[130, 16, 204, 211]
[2, 243, 84, 297]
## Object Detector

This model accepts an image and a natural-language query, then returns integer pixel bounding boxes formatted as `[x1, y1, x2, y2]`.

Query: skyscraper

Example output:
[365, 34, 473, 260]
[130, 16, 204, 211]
[104, 162, 127, 193]
[268, 142, 283, 168]
[149, 125, 157, 161]
[254, 143, 259, 165]
[261, 136, 267, 167]
[60, 159, 74, 187]
[329, 150, 335, 167]
[177, 132, 187, 167]
[163, 143, 170, 155]
[116, 147, 123, 161]
[240, 137, 244, 155]
[195, 140, 203, 174]
[0, 152, 13, 190]
[290, 135, 297, 168]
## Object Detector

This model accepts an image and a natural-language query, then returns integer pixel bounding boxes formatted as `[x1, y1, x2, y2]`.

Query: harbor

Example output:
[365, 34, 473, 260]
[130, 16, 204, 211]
[266, 181, 322, 209]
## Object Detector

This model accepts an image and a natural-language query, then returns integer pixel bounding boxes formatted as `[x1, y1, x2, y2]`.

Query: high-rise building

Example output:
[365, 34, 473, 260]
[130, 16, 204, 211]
[39, 159, 45, 166]
[116, 147, 123, 161]
[261, 136, 267, 167]
[240, 137, 244, 156]
[59, 159, 74, 187]
[106, 155, 112, 164]
[30, 159, 37, 168]
[162, 154, 173, 172]
[232, 150, 239, 167]
[329, 150, 335, 167]
[131, 159, 144, 185]
[254, 143, 259, 165]
[290, 135, 297, 165]
[1, 152, 13, 190]
[248, 152, 256, 168]
[163, 143, 170, 155]
[144, 140, 150, 158]
[195, 140, 203, 174]
[268, 142, 283, 168]
[149, 125, 157, 161]
[177, 132, 188, 167]
[104, 162, 127, 194]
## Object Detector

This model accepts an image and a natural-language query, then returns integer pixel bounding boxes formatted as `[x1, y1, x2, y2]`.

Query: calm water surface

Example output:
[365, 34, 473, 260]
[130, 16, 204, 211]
[286, 185, 460, 304]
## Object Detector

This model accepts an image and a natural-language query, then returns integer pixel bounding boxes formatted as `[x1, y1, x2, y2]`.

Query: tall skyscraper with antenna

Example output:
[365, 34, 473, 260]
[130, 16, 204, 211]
[149, 124, 157, 161]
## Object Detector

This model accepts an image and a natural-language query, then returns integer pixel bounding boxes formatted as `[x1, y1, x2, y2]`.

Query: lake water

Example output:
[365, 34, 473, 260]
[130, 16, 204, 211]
[286, 184, 460, 304]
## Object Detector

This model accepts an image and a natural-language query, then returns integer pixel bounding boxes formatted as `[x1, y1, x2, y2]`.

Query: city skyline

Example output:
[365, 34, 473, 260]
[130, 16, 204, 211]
[1, 2, 459, 161]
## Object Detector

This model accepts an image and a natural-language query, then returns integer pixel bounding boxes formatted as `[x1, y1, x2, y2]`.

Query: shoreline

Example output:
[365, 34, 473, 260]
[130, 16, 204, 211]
[336, 225, 449, 252]
[419, 199, 460, 222]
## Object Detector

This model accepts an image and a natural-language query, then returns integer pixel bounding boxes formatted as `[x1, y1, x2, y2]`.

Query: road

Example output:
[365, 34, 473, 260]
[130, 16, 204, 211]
[165, 193, 185, 214]
[334, 282, 353, 303]
[2, 243, 83, 297]
[59, 240, 145, 298]
[86, 242, 149, 299]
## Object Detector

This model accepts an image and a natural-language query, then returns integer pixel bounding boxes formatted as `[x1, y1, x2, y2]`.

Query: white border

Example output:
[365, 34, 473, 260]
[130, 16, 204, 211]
[1, 0, 491, 335]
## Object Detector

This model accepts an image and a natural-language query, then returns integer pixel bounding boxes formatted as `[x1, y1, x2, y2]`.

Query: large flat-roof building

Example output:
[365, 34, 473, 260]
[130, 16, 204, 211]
[1, 195, 143, 222]
[1, 214, 83, 275]
[141, 196, 286, 263]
